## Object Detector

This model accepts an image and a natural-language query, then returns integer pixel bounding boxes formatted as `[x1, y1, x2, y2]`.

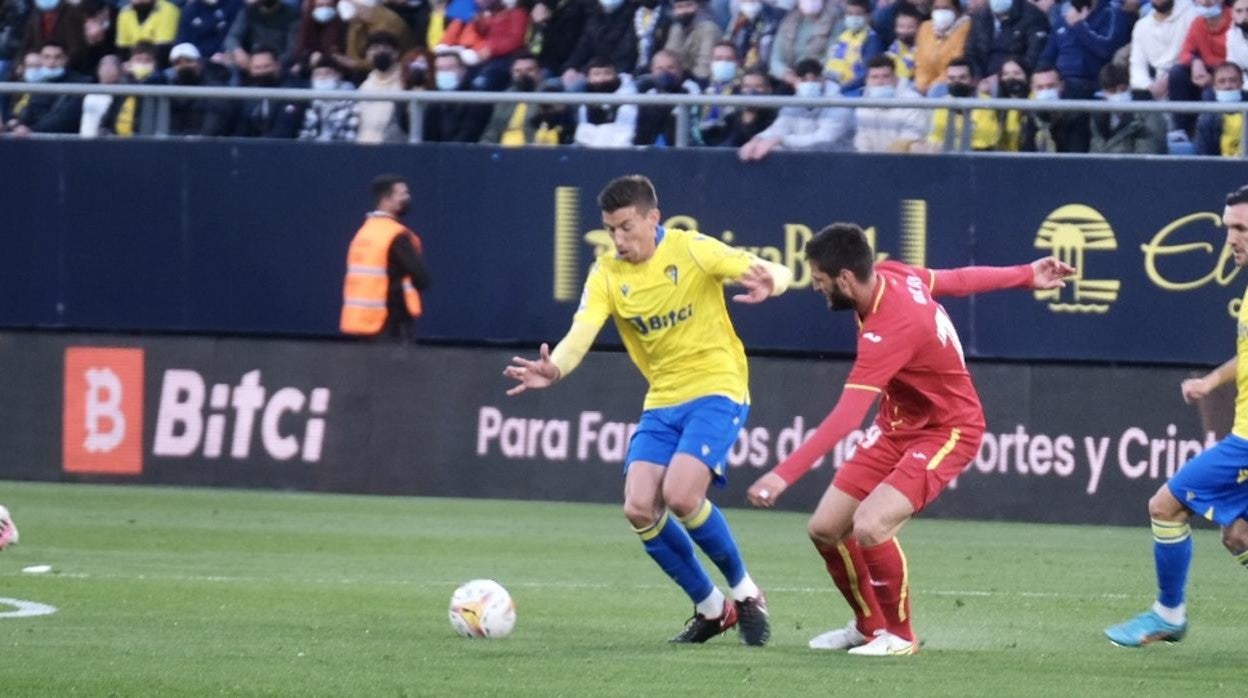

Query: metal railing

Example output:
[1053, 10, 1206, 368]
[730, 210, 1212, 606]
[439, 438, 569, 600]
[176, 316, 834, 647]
[3, 81, 1247, 154]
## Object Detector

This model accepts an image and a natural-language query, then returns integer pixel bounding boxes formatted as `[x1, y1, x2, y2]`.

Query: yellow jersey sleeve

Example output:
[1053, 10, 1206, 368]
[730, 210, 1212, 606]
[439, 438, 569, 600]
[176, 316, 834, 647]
[686, 232, 756, 282]
[550, 262, 611, 378]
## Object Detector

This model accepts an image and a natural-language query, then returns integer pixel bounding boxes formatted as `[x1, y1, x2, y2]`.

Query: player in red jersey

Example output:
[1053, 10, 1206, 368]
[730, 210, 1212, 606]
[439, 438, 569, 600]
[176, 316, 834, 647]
[747, 223, 1074, 656]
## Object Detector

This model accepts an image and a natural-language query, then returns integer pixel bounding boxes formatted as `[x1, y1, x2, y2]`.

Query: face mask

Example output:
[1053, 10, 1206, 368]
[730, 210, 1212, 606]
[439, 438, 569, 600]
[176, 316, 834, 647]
[43, 66, 65, 80]
[1216, 88, 1243, 102]
[947, 82, 973, 97]
[34, 0, 59, 10]
[129, 62, 154, 80]
[313, 6, 337, 22]
[1238, 20, 1248, 35]
[512, 74, 537, 91]
[798, 0, 823, 15]
[337, 0, 357, 20]
[989, 0, 1012, 13]
[795, 80, 822, 98]
[372, 52, 394, 72]
[1200, 3, 1223, 19]
[1104, 90, 1131, 102]
[203, 0, 218, 5]
[1034, 87, 1060, 100]
[23, 66, 46, 83]
[739, 0, 762, 19]
[674, 11, 695, 25]
[1151, 0, 1172, 12]
[252, 73, 279, 86]
[653, 71, 680, 92]
[895, 32, 916, 46]
[357, 0, 378, 6]
[932, 8, 956, 30]
[312, 77, 338, 90]
[772, 0, 796, 9]
[599, 0, 624, 10]
[711, 60, 736, 83]
[864, 84, 895, 98]
[261, 0, 280, 7]
[844, 14, 867, 31]
[587, 77, 621, 92]
[638, 0, 660, 7]
[501, 0, 518, 7]
[436, 70, 459, 90]
[1000, 78, 1028, 97]
[175, 67, 200, 83]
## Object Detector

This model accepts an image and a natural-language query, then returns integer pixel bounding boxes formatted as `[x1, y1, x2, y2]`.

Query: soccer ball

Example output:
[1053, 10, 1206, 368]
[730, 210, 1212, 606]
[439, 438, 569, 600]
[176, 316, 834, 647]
[448, 579, 516, 639]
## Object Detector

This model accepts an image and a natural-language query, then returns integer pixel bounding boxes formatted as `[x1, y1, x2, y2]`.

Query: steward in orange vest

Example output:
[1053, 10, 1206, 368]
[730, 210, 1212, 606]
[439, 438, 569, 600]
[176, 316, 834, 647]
[340, 176, 430, 340]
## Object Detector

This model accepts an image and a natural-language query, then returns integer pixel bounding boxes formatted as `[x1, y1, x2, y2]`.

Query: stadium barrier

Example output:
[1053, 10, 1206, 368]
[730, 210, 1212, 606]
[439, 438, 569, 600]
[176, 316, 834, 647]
[4, 80, 1247, 149]
[2, 330, 1226, 525]
[2, 139, 1245, 364]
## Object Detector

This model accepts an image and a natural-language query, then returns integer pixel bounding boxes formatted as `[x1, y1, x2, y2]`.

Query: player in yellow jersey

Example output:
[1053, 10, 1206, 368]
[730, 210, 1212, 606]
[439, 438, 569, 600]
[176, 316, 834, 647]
[503, 175, 793, 645]
[1106, 185, 1248, 647]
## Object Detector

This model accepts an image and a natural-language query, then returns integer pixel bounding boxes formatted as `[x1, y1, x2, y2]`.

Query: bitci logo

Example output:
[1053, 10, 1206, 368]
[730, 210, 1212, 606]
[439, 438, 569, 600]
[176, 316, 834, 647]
[63, 348, 145, 475]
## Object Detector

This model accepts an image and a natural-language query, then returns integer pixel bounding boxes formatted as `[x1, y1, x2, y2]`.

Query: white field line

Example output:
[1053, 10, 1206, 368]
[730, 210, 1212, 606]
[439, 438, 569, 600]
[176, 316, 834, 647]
[4, 571, 1133, 600]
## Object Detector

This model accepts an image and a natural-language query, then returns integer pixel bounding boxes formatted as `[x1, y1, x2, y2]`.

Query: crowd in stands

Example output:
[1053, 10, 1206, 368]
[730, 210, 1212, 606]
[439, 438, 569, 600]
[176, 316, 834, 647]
[1, 0, 1246, 155]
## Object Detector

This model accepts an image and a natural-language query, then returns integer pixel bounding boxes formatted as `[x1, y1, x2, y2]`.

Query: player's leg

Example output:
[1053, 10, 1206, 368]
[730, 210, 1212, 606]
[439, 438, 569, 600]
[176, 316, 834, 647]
[662, 398, 768, 645]
[623, 412, 719, 640]
[1221, 518, 1248, 570]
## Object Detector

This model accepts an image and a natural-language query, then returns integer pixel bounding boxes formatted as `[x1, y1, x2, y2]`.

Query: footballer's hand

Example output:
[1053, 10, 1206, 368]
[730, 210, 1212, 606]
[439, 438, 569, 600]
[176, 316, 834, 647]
[1030, 256, 1076, 290]
[747, 472, 788, 508]
[1181, 377, 1213, 405]
[503, 343, 561, 395]
[732, 263, 776, 304]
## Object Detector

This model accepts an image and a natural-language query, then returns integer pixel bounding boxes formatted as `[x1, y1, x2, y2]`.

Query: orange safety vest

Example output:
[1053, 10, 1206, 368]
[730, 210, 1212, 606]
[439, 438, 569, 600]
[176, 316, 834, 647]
[339, 214, 424, 335]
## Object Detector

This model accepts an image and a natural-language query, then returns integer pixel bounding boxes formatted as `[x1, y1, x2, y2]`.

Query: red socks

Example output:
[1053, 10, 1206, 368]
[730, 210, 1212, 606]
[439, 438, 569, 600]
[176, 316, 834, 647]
[816, 537, 886, 636]
[860, 538, 914, 641]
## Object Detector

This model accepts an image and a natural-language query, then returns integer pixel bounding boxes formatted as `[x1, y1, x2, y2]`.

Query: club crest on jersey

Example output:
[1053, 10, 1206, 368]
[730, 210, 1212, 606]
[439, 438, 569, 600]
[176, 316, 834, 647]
[665, 265, 679, 285]
[620, 284, 630, 297]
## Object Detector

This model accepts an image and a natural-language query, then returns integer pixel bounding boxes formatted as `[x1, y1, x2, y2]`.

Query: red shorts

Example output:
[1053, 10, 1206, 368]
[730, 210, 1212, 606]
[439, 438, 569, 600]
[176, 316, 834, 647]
[832, 427, 984, 513]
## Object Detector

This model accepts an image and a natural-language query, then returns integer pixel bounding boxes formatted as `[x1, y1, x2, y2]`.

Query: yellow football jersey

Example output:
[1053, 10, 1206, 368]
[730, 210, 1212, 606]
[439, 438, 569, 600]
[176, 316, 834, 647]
[1235, 285, 1248, 439]
[572, 226, 757, 410]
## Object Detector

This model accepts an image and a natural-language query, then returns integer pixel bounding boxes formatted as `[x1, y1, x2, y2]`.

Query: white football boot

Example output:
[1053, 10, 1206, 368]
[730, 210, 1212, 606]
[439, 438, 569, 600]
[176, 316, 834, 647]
[808, 620, 868, 650]
[847, 630, 918, 656]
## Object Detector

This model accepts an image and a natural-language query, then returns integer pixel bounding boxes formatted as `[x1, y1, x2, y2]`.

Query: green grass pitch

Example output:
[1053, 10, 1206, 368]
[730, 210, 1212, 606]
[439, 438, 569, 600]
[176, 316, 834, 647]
[0, 481, 1243, 696]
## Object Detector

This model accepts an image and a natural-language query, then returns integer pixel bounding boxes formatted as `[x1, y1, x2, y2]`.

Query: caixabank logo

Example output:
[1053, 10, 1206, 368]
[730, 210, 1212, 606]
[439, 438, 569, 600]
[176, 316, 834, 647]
[62, 347, 333, 475]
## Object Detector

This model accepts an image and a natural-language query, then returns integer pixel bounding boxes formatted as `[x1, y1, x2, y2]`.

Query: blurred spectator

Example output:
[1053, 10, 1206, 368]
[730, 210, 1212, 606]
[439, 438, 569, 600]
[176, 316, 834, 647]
[1020, 65, 1090, 150]
[698, 40, 741, 137]
[768, 0, 839, 82]
[993, 55, 1029, 150]
[167, 42, 223, 135]
[854, 54, 929, 151]
[80, 53, 120, 137]
[528, 0, 594, 76]
[924, 57, 1000, 150]
[6, 40, 85, 135]
[1127, 0, 1195, 99]
[703, 67, 777, 146]
[225, 0, 301, 69]
[885, 5, 921, 81]
[20, 0, 89, 72]
[481, 51, 575, 144]
[1169, 0, 1231, 131]
[422, 49, 492, 140]
[425, 0, 449, 48]
[230, 44, 303, 136]
[913, 0, 971, 93]
[1039, 0, 1131, 99]
[1196, 61, 1246, 155]
[300, 54, 360, 140]
[561, 0, 636, 78]
[177, 0, 242, 62]
[405, 49, 430, 88]
[99, 41, 167, 137]
[634, 48, 701, 145]
[356, 32, 406, 142]
[1227, 0, 1248, 71]
[739, 56, 853, 158]
[573, 57, 637, 146]
[295, 0, 347, 68]
[664, 0, 718, 80]
[1089, 61, 1166, 153]
[876, 0, 932, 48]
[117, 0, 182, 62]
[1, 0, 30, 80]
[633, 0, 671, 75]
[383, 0, 428, 41]
[338, 0, 412, 78]
[2, 49, 41, 127]
[725, 0, 783, 71]
[823, 0, 881, 93]
[964, 0, 1049, 82]
[437, 0, 529, 90]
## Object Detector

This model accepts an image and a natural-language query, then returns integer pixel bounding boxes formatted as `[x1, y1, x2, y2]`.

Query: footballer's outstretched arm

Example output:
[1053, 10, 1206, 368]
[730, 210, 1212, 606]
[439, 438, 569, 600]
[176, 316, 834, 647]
[685, 232, 794, 302]
[1181, 356, 1237, 404]
[928, 256, 1075, 297]
[504, 265, 610, 395]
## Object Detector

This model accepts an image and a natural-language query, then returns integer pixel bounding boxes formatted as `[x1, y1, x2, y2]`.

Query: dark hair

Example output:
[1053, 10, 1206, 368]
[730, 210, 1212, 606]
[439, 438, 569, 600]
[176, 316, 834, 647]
[510, 50, 538, 64]
[794, 57, 822, 79]
[866, 54, 896, 72]
[1227, 185, 1248, 207]
[1214, 61, 1244, 79]
[946, 56, 974, 77]
[806, 223, 874, 282]
[598, 175, 658, 213]
[1000, 55, 1031, 79]
[251, 44, 279, 61]
[713, 39, 738, 54]
[131, 41, 157, 59]
[944, 0, 963, 11]
[847, 0, 870, 10]
[586, 57, 616, 71]
[312, 53, 340, 72]
[435, 49, 464, 67]
[371, 174, 406, 207]
[1098, 62, 1128, 91]
[39, 40, 67, 53]
[366, 32, 401, 51]
[895, 5, 922, 21]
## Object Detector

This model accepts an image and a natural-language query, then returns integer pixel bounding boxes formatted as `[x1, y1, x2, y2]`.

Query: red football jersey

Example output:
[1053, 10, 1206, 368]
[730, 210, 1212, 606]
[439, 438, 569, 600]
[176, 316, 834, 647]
[846, 261, 986, 434]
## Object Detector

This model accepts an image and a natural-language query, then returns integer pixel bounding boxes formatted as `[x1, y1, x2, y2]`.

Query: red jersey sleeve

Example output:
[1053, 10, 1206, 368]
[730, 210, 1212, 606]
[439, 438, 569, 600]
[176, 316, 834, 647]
[844, 313, 918, 393]
[928, 264, 1032, 297]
